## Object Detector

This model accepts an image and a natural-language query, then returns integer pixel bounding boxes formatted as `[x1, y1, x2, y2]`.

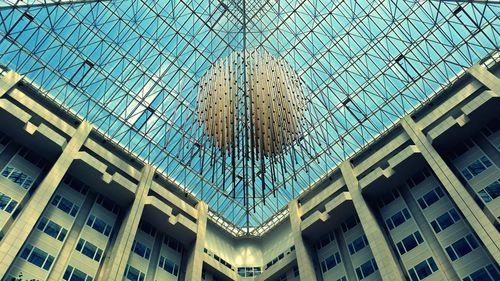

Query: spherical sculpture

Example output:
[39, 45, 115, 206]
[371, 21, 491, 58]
[197, 49, 306, 158]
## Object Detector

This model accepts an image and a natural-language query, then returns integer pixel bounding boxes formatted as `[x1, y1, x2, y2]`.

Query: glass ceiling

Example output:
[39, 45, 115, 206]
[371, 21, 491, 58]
[0, 0, 498, 235]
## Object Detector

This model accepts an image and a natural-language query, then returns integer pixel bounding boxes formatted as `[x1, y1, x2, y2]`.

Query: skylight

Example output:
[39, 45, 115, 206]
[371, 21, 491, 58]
[0, 0, 498, 234]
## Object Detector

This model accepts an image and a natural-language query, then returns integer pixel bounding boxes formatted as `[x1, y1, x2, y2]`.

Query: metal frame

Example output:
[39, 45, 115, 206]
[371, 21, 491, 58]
[0, 0, 498, 235]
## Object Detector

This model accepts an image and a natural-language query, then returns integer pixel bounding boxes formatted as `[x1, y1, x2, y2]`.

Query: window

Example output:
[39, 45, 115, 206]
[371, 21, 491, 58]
[386, 208, 411, 230]
[75, 238, 103, 262]
[63, 176, 88, 195]
[124, 264, 145, 281]
[396, 231, 424, 255]
[237, 267, 262, 277]
[86, 214, 112, 236]
[461, 156, 493, 180]
[463, 264, 500, 281]
[218, 257, 232, 270]
[63, 265, 93, 281]
[1, 165, 34, 189]
[408, 257, 438, 281]
[377, 188, 400, 208]
[138, 220, 156, 237]
[316, 231, 335, 249]
[355, 258, 378, 280]
[430, 209, 461, 233]
[37, 217, 67, 241]
[264, 247, 294, 270]
[445, 234, 479, 261]
[0, 191, 18, 213]
[96, 194, 119, 214]
[348, 234, 369, 255]
[337, 277, 347, 281]
[19, 244, 55, 271]
[164, 234, 183, 252]
[321, 252, 341, 273]
[159, 256, 180, 276]
[131, 240, 151, 259]
[342, 215, 360, 232]
[478, 179, 500, 203]
[204, 248, 234, 270]
[417, 186, 445, 209]
[17, 147, 45, 168]
[448, 139, 476, 160]
[406, 169, 432, 188]
[51, 194, 80, 217]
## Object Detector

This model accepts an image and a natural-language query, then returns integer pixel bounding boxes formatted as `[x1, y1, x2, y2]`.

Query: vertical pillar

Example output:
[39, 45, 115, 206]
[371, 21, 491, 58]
[335, 229, 357, 281]
[0, 70, 22, 98]
[340, 161, 405, 281]
[467, 64, 500, 93]
[401, 116, 500, 263]
[184, 202, 208, 281]
[289, 199, 317, 281]
[0, 121, 92, 278]
[146, 233, 163, 281]
[101, 164, 154, 280]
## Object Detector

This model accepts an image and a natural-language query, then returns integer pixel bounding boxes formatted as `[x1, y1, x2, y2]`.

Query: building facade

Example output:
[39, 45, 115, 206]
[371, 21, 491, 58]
[0, 59, 498, 281]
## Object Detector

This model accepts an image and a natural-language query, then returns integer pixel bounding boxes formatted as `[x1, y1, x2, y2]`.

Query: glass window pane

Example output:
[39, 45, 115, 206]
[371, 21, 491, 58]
[468, 160, 486, 176]
[43, 255, 54, 270]
[446, 246, 458, 261]
[453, 238, 472, 258]
[0, 195, 10, 209]
[392, 212, 405, 228]
[45, 221, 61, 239]
[480, 156, 492, 167]
[423, 191, 439, 207]
[5, 200, 17, 213]
[82, 242, 97, 259]
[402, 235, 418, 253]
[486, 181, 500, 199]
[414, 260, 432, 279]
[28, 248, 47, 267]
[58, 198, 73, 213]
[437, 213, 453, 230]
[361, 260, 375, 277]
[461, 169, 473, 180]
[431, 221, 440, 233]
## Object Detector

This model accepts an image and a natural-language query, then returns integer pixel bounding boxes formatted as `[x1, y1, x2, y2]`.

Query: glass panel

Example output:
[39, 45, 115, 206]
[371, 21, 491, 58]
[0, 0, 497, 232]
[468, 160, 486, 176]
[28, 248, 47, 267]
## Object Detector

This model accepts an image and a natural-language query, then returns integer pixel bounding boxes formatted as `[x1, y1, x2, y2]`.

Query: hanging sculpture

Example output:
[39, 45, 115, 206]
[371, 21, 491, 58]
[197, 49, 308, 208]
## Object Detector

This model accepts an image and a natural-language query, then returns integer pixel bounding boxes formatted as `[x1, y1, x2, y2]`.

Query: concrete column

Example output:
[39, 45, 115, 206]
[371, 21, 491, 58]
[335, 229, 357, 281]
[340, 161, 405, 281]
[48, 192, 96, 280]
[100, 164, 154, 280]
[0, 71, 22, 98]
[399, 185, 459, 281]
[184, 201, 208, 281]
[289, 199, 318, 281]
[467, 64, 499, 93]
[0, 121, 92, 278]
[401, 116, 500, 264]
[146, 233, 163, 281]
